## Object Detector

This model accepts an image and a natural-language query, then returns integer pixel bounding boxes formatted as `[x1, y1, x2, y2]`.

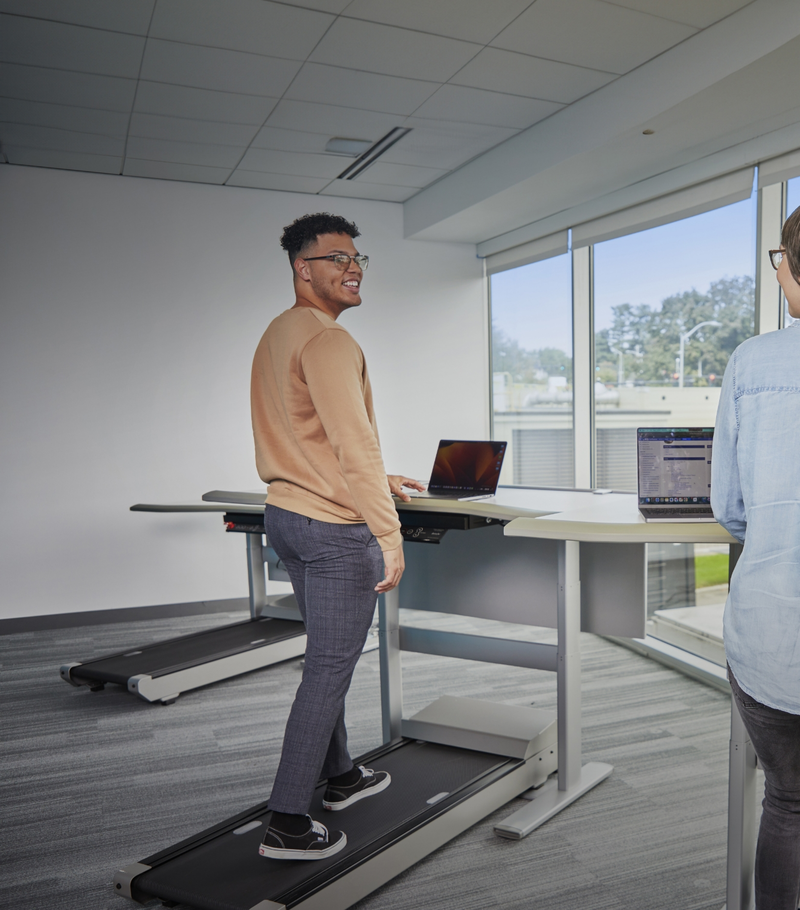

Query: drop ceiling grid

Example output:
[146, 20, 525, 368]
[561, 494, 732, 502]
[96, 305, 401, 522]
[0, 1, 739, 198]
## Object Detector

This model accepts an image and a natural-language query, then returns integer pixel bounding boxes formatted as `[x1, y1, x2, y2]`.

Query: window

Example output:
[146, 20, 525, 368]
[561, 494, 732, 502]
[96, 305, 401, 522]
[490, 254, 573, 487]
[593, 196, 756, 492]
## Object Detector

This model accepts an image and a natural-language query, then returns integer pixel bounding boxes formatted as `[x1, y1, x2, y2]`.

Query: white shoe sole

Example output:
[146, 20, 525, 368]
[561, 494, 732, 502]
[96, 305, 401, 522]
[258, 832, 347, 861]
[322, 772, 391, 811]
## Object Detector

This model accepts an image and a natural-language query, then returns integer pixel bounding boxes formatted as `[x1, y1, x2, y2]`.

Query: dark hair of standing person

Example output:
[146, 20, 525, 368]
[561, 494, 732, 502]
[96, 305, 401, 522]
[781, 204, 800, 282]
[280, 213, 360, 272]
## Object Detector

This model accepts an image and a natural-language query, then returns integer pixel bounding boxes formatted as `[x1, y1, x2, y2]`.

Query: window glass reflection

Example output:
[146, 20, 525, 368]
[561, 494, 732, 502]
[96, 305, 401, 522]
[490, 254, 573, 487]
[593, 198, 756, 492]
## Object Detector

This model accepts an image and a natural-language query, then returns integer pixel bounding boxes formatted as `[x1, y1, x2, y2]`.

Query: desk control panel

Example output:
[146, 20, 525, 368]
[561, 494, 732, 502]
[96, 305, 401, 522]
[223, 512, 265, 534]
[398, 510, 502, 544]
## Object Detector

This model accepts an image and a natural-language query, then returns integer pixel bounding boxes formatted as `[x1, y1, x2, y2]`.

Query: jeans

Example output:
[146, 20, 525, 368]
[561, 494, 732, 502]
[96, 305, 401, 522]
[265, 505, 384, 815]
[729, 667, 800, 910]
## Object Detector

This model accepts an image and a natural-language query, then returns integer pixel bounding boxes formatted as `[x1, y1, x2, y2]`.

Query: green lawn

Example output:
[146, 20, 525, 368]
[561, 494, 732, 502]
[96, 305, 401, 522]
[695, 553, 729, 588]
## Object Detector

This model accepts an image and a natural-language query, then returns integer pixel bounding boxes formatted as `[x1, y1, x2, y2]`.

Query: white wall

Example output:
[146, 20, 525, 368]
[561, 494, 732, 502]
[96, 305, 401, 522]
[0, 165, 486, 620]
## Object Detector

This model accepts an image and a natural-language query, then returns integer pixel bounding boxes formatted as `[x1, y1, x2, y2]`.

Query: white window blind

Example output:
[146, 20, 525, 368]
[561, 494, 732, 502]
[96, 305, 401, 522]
[484, 230, 568, 276]
[758, 149, 800, 188]
[572, 167, 755, 248]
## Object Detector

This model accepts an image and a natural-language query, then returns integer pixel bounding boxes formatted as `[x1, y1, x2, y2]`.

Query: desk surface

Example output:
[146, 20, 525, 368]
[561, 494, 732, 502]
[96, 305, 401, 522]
[132, 488, 737, 546]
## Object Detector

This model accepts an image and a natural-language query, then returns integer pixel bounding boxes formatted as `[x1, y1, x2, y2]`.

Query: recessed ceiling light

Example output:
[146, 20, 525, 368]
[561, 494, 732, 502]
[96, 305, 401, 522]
[642, 129, 655, 135]
[325, 138, 373, 157]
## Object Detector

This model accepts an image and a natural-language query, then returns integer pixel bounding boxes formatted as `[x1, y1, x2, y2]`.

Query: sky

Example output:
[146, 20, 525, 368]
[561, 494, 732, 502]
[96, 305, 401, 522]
[491, 190, 759, 355]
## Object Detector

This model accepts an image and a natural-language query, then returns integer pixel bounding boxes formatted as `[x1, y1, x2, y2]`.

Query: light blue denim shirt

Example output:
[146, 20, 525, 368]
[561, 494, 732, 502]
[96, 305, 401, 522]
[712, 322, 800, 714]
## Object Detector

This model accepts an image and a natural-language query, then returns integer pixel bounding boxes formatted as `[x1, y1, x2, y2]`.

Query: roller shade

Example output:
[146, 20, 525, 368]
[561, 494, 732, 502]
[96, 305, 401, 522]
[758, 149, 800, 188]
[572, 167, 755, 249]
[484, 230, 568, 275]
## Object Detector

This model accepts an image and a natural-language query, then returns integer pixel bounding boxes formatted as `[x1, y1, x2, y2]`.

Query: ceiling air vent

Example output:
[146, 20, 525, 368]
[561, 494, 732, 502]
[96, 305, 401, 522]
[336, 128, 412, 181]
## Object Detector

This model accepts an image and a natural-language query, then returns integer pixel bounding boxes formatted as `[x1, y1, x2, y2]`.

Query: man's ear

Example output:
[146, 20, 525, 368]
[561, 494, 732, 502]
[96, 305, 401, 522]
[293, 257, 311, 283]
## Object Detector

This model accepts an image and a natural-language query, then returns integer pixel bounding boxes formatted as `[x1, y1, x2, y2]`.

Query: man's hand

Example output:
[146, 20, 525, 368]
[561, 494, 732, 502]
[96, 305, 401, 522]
[375, 544, 404, 593]
[387, 474, 426, 503]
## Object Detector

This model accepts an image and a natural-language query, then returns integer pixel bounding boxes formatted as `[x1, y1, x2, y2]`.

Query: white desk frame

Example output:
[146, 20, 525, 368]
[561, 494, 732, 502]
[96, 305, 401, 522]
[505, 501, 754, 910]
[198, 489, 756, 905]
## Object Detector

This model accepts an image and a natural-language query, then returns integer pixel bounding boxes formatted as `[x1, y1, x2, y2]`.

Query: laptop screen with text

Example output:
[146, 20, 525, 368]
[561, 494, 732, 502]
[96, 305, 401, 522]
[637, 428, 713, 505]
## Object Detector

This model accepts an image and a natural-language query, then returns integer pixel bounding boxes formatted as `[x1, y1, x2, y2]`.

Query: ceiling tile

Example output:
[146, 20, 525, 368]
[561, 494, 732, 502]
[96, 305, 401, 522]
[309, 19, 480, 82]
[0, 122, 125, 155]
[250, 126, 330, 154]
[0, 99, 129, 136]
[450, 47, 616, 104]
[266, 99, 402, 142]
[150, 0, 334, 59]
[602, 0, 752, 30]
[400, 117, 520, 141]
[134, 81, 277, 124]
[286, 64, 439, 116]
[341, 0, 532, 44]
[3, 145, 122, 173]
[123, 158, 230, 184]
[0, 0, 156, 34]
[490, 0, 696, 74]
[129, 112, 260, 146]
[226, 170, 330, 192]
[0, 14, 145, 78]
[412, 85, 562, 130]
[321, 179, 417, 202]
[379, 125, 517, 170]
[140, 39, 301, 98]
[0, 63, 136, 111]
[125, 136, 246, 168]
[357, 160, 446, 188]
[266, 0, 351, 12]
[237, 147, 345, 179]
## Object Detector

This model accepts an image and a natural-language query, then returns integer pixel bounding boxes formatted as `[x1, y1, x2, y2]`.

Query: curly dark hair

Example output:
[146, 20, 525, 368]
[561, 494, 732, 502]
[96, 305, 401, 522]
[280, 213, 360, 271]
[781, 205, 800, 282]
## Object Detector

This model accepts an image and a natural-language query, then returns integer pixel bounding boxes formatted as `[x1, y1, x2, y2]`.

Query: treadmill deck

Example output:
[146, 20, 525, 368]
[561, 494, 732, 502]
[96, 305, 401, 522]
[117, 738, 537, 910]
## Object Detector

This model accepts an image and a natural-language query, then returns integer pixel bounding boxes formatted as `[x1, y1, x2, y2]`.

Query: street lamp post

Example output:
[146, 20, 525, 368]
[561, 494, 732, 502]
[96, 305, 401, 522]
[678, 320, 722, 388]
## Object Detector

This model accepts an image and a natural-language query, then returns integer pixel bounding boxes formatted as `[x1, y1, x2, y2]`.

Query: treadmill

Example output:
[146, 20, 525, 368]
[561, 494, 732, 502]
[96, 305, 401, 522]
[113, 507, 563, 910]
[61, 504, 306, 704]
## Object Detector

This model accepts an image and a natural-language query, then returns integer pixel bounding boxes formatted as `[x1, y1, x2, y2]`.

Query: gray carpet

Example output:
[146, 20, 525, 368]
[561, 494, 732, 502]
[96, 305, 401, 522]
[0, 608, 748, 909]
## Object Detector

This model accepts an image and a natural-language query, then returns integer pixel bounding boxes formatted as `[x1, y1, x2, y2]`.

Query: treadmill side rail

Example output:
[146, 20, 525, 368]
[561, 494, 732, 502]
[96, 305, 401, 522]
[249, 902, 287, 910]
[113, 862, 152, 900]
[126, 633, 307, 703]
[60, 662, 85, 687]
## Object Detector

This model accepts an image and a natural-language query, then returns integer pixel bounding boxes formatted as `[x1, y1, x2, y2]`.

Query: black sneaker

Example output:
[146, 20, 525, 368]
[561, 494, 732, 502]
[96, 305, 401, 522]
[258, 816, 347, 860]
[322, 766, 391, 811]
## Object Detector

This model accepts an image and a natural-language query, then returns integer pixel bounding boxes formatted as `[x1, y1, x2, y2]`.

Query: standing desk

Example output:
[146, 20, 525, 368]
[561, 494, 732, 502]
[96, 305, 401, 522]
[504, 497, 753, 910]
[107, 488, 755, 909]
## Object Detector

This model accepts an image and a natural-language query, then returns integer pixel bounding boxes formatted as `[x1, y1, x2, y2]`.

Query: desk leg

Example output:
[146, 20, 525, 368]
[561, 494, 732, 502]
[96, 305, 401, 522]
[379, 587, 403, 743]
[246, 532, 266, 619]
[722, 699, 757, 910]
[495, 539, 613, 839]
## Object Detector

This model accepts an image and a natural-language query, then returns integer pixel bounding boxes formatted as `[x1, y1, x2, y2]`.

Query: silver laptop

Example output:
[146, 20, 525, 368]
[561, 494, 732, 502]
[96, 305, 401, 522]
[407, 439, 507, 501]
[637, 427, 715, 522]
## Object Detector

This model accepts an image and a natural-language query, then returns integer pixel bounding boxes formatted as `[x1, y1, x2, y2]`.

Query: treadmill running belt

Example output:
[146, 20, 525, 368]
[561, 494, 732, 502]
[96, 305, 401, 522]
[127, 740, 518, 910]
[74, 617, 304, 685]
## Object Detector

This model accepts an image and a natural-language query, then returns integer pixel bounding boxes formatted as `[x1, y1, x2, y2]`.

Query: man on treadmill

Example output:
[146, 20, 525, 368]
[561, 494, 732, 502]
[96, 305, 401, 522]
[251, 213, 423, 860]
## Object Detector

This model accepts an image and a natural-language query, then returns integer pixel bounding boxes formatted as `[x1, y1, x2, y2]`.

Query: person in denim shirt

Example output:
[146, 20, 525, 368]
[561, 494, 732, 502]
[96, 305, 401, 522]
[712, 205, 800, 910]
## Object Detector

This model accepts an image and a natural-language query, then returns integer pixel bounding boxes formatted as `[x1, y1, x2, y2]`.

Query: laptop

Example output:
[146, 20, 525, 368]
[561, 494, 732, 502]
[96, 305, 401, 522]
[637, 427, 715, 522]
[406, 440, 507, 501]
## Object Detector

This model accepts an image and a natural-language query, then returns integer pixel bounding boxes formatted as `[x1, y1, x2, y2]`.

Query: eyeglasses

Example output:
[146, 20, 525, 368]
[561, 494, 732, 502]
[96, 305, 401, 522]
[769, 249, 785, 270]
[302, 254, 369, 271]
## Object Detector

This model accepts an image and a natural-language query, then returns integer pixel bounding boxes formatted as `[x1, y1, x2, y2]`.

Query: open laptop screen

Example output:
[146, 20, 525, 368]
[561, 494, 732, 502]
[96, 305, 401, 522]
[637, 428, 713, 506]
[428, 440, 507, 495]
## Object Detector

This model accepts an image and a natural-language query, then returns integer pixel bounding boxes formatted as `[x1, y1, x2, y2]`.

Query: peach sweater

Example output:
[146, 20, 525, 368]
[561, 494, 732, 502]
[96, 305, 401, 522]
[251, 306, 402, 552]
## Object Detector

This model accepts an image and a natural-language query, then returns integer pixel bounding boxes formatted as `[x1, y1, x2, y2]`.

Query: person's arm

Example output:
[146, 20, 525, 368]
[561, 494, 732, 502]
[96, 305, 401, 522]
[711, 351, 746, 543]
[301, 329, 402, 552]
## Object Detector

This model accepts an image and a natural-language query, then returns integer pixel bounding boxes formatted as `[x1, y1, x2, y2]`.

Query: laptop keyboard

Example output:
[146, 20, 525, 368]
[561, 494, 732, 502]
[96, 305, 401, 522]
[642, 507, 713, 515]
